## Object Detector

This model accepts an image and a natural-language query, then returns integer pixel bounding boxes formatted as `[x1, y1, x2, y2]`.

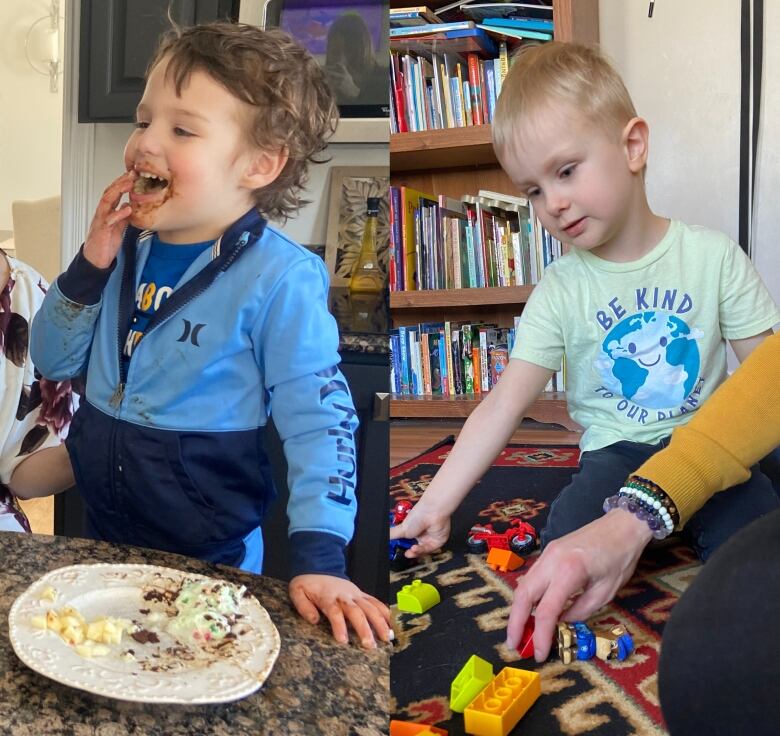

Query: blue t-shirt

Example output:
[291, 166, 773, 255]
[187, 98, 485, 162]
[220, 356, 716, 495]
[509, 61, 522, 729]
[123, 236, 213, 361]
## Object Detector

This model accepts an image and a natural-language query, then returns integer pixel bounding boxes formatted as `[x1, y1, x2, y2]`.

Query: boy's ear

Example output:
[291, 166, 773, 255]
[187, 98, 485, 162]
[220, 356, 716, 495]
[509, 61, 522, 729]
[621, 117, 649, 174]
[240, 149, 289, 190]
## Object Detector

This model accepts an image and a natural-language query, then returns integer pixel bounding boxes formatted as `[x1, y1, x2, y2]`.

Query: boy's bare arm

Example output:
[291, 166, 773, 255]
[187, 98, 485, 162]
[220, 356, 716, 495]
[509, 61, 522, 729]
[730, 328, 774, 363]
[9, 445, 74, 499]
[391, 359, 555, 554]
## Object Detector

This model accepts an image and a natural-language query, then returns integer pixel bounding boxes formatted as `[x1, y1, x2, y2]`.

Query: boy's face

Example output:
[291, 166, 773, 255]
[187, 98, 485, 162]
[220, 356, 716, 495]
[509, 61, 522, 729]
[502, 106, 638, 259]
[123, 57, 258, 243]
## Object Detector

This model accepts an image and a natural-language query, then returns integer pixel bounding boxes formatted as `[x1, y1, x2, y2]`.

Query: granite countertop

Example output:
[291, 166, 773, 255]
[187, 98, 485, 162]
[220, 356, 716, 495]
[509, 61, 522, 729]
[0, 532, 389, 735]
[330, 289, 389, 355]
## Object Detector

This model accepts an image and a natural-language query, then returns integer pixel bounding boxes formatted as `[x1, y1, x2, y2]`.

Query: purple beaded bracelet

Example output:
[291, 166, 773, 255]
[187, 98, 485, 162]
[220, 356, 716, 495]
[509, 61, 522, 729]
[603, 494, 672, 539]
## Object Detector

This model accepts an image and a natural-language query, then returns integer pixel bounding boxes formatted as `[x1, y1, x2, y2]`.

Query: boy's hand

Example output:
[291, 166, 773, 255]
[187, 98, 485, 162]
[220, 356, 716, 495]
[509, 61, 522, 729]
[289, 574, 392, 649]
[83, 171, 137, 269]
[388, 500, 450, 557]
[506, 509, 652, 661]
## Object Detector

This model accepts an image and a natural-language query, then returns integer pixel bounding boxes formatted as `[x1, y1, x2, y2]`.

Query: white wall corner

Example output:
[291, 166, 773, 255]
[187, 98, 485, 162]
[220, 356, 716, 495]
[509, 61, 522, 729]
[60, 0, 94, 271]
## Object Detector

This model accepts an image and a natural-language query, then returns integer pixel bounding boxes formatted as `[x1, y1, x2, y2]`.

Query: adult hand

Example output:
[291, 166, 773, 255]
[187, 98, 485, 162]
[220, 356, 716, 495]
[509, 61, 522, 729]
[83, 171, 137, 269]
[506, 509, 653, 661]
[289, 574, 392, 649]
[389, 498, 451, 558]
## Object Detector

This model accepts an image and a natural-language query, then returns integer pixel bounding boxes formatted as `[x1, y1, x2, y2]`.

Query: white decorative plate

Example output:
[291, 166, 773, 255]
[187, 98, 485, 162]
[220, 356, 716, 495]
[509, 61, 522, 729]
[8, 564, 281, 704]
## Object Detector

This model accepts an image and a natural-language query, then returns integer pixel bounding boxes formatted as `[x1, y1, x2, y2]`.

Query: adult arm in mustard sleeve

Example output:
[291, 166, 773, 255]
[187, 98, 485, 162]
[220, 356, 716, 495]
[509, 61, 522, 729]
[635, 331, 780, 525]
[507, 331, 780, 661]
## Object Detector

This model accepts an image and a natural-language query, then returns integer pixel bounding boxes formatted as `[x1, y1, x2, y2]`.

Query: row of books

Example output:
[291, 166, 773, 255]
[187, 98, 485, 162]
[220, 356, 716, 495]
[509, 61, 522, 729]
[389, 320, 565, 396]
[390, 45, 509, 133]
[389, 187, 563, 292]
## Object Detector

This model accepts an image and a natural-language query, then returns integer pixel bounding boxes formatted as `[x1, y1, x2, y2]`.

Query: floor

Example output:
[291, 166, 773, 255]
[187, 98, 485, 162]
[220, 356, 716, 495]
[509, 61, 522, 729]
[391, 419, 582, 466]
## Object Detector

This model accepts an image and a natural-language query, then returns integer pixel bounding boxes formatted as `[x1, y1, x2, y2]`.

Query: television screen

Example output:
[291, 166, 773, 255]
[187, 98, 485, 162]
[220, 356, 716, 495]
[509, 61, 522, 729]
[262, 0, 389, 119]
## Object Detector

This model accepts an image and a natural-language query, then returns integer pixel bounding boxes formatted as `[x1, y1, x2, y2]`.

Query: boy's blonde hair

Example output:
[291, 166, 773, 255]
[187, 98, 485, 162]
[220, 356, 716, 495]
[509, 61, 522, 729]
[493, 42, 637, 161]
[150, 22, 338, 223]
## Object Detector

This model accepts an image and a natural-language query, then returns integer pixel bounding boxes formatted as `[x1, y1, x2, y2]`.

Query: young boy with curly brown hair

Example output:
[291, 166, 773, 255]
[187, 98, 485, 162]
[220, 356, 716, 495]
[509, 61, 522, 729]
[31, 22, 390, 647]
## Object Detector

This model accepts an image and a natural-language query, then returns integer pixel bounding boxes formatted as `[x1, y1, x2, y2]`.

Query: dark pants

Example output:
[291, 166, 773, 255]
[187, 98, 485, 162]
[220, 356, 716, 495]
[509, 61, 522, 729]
[659, 507, 780, 734]
[541, 440, 780, 561]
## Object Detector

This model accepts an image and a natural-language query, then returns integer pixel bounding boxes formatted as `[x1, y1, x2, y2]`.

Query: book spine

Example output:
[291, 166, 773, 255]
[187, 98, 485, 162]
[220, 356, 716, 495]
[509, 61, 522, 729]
[438, 329, 448, 395]
[467, 54, 483, 126]
[389, 332, 402, 393]
[472, 343, 482, 394]
[485, 64, 496, 123]
[499, 41, 509, 83]
[398, 325, 410, 394]
[462, 325, 474, 394]
[479, 327, 489, 392]
[444, 322, 455, 396]
[450, 76, 464, 127]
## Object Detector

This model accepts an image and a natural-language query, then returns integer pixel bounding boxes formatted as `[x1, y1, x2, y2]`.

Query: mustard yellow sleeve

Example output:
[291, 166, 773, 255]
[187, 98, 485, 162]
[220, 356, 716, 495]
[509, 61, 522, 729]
[635, 332, 780, 526]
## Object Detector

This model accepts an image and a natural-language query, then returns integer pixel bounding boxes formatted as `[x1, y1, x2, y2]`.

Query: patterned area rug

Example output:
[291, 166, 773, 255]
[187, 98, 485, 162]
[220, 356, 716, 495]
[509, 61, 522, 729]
[390, 438, 702, 736]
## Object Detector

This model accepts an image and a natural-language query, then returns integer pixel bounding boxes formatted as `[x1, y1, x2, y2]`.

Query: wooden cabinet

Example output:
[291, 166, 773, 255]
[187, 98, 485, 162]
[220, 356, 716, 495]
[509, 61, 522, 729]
[78, 0, 239, 122]
[389, 0, 598, 430]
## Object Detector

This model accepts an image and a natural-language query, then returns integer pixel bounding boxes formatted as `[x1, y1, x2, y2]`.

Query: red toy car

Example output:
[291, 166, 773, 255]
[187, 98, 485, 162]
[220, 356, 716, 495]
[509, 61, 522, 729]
[467, 518, 537, 555]
[391, 499, 415, 526]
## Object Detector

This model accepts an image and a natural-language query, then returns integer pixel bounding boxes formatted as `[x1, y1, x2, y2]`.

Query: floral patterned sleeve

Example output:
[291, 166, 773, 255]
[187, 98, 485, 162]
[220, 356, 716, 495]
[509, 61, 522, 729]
[0, 252, 76, 532]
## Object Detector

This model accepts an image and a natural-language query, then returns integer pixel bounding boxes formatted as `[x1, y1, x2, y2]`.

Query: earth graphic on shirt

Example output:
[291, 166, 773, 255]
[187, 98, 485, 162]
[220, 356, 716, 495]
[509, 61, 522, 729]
[594, 311, 702, 410]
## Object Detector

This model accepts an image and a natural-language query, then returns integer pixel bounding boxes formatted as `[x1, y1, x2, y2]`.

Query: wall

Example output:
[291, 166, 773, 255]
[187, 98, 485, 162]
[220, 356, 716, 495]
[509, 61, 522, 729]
[90, 125, 388, 246]
[0, 0, 64, 232]
[600, 0, 780, 309]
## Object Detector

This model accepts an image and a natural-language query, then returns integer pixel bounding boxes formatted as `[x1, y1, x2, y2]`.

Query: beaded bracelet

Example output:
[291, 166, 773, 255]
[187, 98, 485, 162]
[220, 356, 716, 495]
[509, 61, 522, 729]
[602, 493, 672, 539]
[625, 474, 680, 527]
[617, 487, 674, 534]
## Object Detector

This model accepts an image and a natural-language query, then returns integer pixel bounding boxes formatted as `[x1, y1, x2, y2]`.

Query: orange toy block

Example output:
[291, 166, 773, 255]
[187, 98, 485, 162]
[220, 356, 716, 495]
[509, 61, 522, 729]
[485, 548, 524, 572]
[390, 720, 448, 735]
[463, 667, 541, 736]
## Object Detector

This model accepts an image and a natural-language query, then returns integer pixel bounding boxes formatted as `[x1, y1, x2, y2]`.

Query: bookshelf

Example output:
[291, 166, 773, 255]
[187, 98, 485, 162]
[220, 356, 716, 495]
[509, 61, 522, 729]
[389, 0, 598, 431]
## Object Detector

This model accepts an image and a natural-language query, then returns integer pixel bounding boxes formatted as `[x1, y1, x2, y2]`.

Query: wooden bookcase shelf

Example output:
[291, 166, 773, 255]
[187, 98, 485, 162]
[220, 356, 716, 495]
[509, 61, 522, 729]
[391, 285, 532, 309]
[389, 0, 598, 434]
[390, 125, 497, 172]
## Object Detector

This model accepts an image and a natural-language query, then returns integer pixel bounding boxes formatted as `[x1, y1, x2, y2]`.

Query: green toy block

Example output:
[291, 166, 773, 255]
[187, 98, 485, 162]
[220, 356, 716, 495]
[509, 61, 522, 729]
[396, 579, 441, 614]
[450, 655, 494, 713]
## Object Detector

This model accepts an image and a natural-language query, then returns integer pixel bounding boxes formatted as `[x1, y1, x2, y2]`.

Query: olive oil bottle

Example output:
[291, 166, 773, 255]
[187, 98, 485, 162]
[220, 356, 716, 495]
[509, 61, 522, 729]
[349, 197, 384, 293]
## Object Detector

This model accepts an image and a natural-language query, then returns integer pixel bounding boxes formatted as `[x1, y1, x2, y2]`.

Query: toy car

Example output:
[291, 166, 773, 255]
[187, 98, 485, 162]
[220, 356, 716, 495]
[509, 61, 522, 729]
[466, 518, 537, 556]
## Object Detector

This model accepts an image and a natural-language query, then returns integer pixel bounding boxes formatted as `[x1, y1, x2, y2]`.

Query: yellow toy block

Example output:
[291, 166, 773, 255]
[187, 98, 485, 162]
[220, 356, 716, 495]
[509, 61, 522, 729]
[463, 667, 541, 736]
[485, 548, 524, 572]
[396, 579, 440, 614]
[450, 654, 494, 713]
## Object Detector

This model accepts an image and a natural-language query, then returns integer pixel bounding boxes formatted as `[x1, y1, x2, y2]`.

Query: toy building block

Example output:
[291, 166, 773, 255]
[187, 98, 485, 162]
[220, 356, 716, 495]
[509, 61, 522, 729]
[594, 624, 634, 661]
[389, 720, 448, 735]
[450, 655, 494, 713]
[485, 548, 524, 572]
[515, 616, 535, 659]
[463, 667, 541, 736]
[557, 621, 596, 664]
[396, 579, 440, 614]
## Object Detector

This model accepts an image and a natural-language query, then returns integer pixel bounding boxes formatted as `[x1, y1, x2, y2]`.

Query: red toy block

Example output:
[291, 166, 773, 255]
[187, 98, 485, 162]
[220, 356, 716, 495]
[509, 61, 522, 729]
[485, 548, 524, 572]
[516, 616, 535, 659]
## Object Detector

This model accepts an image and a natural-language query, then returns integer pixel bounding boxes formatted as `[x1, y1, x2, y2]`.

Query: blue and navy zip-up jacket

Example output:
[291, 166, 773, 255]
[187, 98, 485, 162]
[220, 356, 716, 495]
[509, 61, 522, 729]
[30, 208, 359, 578]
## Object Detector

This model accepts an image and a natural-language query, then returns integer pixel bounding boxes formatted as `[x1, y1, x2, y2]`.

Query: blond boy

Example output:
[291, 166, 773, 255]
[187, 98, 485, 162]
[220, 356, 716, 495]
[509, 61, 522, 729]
[392, 43, 778, 583]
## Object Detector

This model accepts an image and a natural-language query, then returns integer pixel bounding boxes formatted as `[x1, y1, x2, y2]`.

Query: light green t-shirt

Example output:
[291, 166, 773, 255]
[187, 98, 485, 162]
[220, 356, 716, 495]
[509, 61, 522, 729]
[511, 219, 780, 452]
